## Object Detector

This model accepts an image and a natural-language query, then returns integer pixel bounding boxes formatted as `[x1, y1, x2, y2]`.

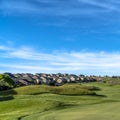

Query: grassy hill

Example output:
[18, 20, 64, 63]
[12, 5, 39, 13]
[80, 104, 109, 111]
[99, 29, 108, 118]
[0, 83, 120, 120]
[0, 84, 97, 96]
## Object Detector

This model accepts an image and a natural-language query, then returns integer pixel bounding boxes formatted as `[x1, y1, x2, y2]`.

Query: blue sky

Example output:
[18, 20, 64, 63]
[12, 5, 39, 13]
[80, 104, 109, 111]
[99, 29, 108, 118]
[0, 0, 120, 75]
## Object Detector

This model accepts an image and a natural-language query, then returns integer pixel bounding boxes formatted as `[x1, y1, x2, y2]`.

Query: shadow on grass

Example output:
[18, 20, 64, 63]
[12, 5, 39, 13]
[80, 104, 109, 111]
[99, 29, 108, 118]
[17, 115, 29, 120]
[0, 89, 17, 96]
[91, 94, 107, 97]
[0, 89, 17, 102]
[53, 93, 107, 97]
[55, 102, 77, 110]
[0, 95, 14, 102]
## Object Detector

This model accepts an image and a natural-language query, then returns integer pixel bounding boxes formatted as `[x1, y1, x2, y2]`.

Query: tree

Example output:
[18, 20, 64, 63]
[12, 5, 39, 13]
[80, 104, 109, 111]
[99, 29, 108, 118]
[0, 74, 15, 88]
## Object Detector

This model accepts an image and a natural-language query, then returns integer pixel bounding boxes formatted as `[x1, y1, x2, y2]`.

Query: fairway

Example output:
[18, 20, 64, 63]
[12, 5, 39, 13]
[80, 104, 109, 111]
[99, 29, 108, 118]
[31, 102, 120, 120]
[0, 83, 120, 120]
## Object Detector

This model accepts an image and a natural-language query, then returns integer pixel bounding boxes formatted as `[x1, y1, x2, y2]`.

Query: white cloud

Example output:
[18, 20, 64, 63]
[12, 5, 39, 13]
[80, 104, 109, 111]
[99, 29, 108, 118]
[0, 45, 11, 51]
[1, 45, 120, 75]
[0, 0, 119, 16]
[79, 0, 116, 11]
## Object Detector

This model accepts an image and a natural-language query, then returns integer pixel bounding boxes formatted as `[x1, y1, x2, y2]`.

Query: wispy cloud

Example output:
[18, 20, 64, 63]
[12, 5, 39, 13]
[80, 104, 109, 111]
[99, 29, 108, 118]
[79, 0, 116, 11]
[1, 44, 120, 75]
[0, 0, 119, 16]
[0, 45, 11, 51]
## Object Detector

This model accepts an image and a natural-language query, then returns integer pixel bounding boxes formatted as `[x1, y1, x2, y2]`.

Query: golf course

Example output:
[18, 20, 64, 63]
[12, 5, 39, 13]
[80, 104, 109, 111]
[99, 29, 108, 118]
[1, 0, 120, 119]
[0, 82, 120, 120]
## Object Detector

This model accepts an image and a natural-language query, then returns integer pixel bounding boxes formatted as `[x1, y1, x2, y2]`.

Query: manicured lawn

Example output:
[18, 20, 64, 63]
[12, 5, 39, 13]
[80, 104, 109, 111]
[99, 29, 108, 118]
[0, 83, 120, 120]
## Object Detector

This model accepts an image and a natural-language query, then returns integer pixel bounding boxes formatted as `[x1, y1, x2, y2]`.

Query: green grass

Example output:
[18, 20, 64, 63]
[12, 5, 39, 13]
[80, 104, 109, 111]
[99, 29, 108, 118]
[0, 83, 120, 120]
[0, 84, 96, 95]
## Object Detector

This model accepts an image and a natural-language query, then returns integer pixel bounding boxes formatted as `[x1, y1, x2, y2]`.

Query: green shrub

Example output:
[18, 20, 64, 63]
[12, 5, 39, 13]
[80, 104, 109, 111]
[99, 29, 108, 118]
[0, 74, 15, 90]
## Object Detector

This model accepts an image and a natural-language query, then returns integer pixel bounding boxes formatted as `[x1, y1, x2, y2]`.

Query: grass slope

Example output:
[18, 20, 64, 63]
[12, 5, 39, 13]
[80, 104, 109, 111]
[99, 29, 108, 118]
[0, 84, 96, 95]
[0, 83, 120, 120]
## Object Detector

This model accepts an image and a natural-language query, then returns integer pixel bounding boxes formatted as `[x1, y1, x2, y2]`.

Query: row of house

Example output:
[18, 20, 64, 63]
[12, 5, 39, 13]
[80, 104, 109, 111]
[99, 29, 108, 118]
[4, 73, 102, 86]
